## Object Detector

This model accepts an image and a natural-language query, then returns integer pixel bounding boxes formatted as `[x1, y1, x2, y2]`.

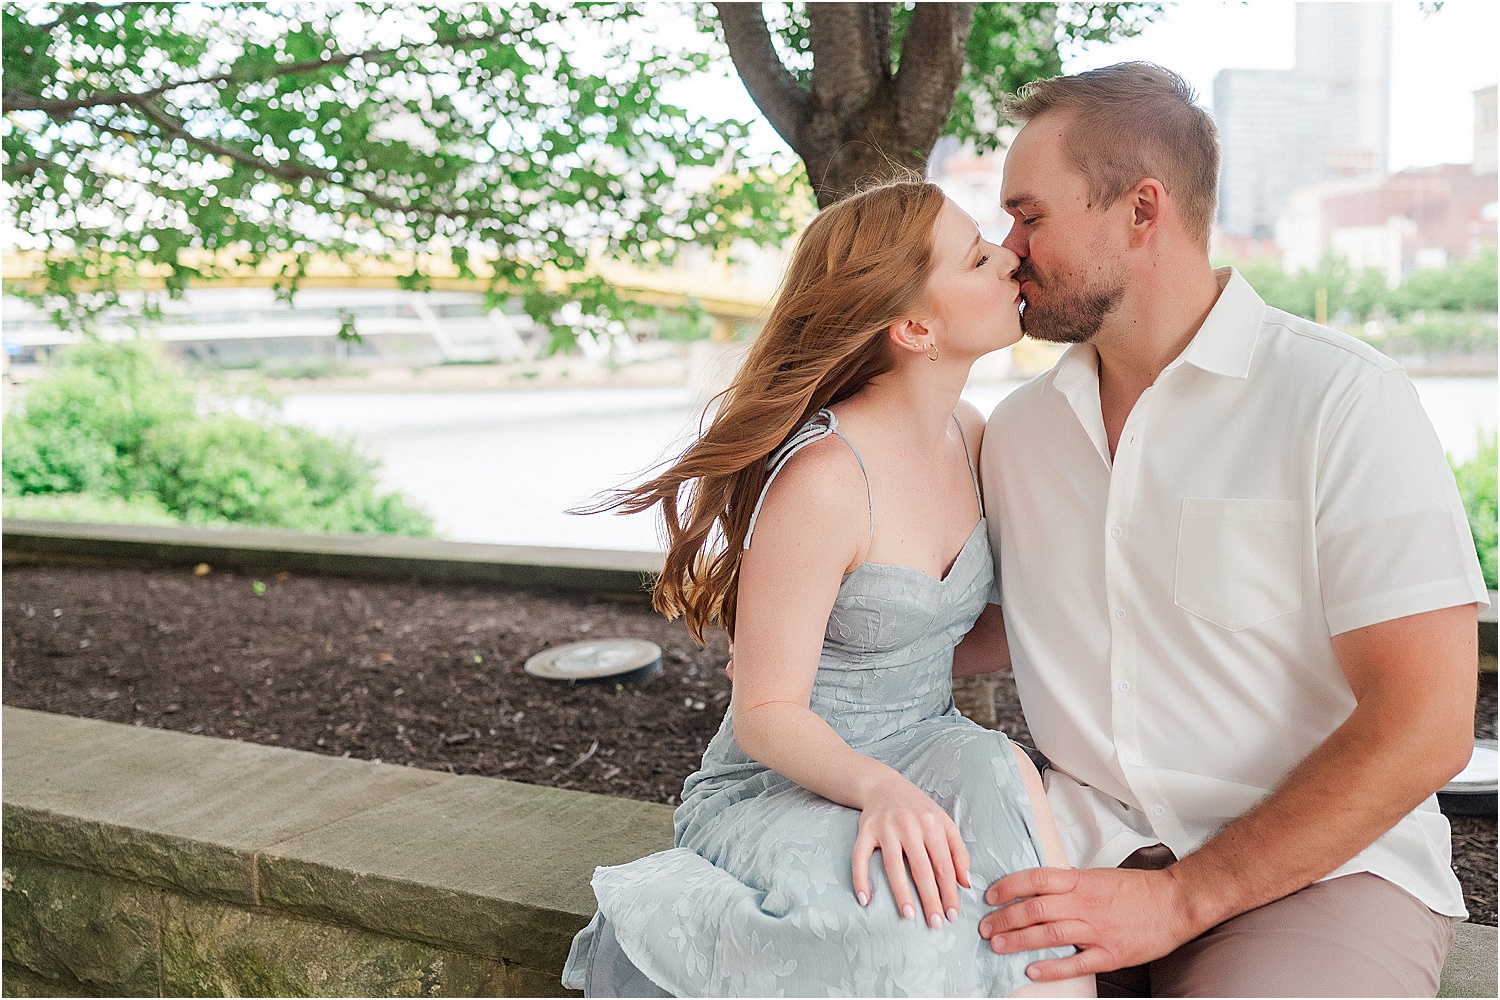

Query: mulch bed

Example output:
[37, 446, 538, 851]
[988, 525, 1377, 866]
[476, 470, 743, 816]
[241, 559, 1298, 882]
[3, 561, 1494, 925]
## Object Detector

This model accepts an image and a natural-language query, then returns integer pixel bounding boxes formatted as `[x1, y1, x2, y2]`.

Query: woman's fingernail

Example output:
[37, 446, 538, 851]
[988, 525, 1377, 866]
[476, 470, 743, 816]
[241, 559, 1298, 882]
[856, 891, 869, 907]
[1027, 966, 1039, 980]
[928, 913, 943, 930]
[946, 907, 959, 923]
[902, 904, 916, 920]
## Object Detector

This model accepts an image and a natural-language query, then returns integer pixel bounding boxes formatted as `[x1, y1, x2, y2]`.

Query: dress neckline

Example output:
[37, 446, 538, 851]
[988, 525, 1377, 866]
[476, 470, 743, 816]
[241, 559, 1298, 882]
[841, 517, 986, 588]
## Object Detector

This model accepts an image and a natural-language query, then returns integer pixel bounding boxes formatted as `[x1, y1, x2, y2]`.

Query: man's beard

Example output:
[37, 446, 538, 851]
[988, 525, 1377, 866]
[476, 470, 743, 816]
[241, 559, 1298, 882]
[1016, 261, 1125, 344]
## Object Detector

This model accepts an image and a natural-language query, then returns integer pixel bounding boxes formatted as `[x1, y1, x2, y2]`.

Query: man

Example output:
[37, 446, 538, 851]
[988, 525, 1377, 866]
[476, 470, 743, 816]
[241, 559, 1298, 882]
[973, 62, 1487, 996]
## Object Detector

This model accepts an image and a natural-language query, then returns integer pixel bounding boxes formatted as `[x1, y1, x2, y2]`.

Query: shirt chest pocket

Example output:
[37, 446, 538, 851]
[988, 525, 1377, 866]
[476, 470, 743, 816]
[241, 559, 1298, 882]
[1174, 498, 1304, 632]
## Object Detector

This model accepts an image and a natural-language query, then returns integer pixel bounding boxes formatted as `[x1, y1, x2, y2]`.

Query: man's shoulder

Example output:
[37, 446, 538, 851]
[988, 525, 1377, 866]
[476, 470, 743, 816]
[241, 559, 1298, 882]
[1256, 307, 1403, 383]
[988, 366, 1061, 420]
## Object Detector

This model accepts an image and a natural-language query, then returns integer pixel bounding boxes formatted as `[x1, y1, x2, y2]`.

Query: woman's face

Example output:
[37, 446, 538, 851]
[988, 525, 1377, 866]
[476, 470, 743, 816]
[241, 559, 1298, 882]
[920, 198, 1023, 359]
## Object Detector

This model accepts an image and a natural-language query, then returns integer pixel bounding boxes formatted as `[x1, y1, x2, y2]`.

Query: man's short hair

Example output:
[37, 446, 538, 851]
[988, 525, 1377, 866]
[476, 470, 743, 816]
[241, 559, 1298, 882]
[1001, 62, 1220, 247]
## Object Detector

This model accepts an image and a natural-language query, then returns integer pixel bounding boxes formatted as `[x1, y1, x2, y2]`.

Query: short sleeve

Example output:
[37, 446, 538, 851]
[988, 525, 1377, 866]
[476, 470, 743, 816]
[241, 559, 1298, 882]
[1315, 368, 1489, 635]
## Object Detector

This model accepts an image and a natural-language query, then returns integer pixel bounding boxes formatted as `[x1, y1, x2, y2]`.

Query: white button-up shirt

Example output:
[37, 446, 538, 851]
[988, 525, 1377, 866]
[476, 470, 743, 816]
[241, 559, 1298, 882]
[981, 267, 1487, 917]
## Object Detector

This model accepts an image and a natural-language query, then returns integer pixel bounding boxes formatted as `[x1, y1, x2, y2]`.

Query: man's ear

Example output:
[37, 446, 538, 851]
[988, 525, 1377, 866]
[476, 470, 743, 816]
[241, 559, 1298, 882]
[887, 316, 933, 357]
[1127, 178, 1166, 247]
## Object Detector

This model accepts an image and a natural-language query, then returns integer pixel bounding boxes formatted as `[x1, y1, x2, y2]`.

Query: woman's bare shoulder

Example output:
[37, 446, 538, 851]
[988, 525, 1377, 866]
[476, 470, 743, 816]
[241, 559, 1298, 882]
[760, 433, 869, 513]
[954, 399, 985, 453]
[745, 433, 868, 568]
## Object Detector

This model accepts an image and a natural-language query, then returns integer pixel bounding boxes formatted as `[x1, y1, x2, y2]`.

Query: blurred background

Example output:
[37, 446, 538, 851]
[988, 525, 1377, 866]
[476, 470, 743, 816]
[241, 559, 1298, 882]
[3, 1, 1495, 586]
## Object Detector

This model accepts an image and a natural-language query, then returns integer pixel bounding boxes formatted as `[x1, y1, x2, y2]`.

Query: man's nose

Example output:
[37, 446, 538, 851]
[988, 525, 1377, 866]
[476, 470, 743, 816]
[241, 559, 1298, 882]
[1000, 226, 1028, 258]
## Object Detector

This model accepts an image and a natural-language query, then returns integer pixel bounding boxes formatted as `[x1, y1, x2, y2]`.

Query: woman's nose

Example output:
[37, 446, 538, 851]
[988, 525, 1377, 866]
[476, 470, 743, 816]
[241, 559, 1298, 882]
[994, 246, 1021, 278]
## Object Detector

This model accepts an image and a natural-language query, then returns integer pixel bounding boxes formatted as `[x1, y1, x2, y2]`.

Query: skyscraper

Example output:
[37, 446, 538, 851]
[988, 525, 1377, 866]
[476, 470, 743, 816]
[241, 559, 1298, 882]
[1295, 1, 1391, 175]
[1214, 2, 1392, 239]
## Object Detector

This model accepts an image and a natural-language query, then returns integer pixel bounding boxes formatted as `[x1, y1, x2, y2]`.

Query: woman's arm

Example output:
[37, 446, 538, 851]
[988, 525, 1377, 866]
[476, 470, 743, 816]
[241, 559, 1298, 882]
[950, 401, 1012, 678]
[953, 603, 1012, 677]
[731, 439, 971, 928]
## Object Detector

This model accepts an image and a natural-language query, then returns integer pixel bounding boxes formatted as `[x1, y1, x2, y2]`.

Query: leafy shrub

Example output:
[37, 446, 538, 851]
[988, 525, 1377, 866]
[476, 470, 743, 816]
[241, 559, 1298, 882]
[3, 491, 185, 526]
[3, 341, 433, 536]
[2, 417, 118, 495]
[1451, 432, 1498, 591]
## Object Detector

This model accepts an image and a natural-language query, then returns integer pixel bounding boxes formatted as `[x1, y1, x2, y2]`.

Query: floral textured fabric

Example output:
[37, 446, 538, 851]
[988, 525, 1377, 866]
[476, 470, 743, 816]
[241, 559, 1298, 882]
[562, 412, 1071, 997]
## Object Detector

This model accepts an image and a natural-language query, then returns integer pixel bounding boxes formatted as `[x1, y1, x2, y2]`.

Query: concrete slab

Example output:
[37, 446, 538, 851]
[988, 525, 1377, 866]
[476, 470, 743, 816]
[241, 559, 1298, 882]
[2, 519, 662, 593]
[2, 708, 450, 904]
[1441, 921, 1498, 998]
[258, 774, 674, 970]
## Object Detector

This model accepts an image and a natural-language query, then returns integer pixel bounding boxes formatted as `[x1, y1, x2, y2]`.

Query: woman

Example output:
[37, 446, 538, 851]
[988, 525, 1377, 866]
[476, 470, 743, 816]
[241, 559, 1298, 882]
[563, 181, 1094, 998]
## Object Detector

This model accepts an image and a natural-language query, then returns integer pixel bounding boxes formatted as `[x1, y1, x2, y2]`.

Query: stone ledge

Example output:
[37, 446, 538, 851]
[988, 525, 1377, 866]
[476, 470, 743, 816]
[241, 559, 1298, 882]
[1, 519, 663, 594]
[2, 707, 674, 993]
[3, 707, 1495, 998]
[1446, 923, 1499, 999]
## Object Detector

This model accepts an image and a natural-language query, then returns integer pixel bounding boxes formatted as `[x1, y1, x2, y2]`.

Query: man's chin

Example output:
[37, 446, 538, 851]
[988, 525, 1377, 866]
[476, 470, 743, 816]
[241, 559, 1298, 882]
[1019, 312, 1091, 345]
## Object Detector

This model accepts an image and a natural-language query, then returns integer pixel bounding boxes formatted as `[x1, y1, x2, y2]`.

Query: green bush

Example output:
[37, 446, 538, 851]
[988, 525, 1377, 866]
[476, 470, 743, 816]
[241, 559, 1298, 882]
[3, 341, 433, 537]
[2, 491, 186, 526]
[1451, 432, 1498, 591]
[1236, 248, 1499, 325]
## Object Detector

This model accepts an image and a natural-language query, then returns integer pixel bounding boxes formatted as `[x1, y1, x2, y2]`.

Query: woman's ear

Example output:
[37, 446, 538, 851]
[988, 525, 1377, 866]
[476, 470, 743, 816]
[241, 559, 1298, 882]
[887, 316, 934, 357]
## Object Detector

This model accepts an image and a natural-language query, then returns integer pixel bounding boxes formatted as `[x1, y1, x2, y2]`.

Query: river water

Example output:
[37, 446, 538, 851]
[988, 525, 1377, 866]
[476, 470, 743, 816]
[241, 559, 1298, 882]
[281, 377, 1497, 552]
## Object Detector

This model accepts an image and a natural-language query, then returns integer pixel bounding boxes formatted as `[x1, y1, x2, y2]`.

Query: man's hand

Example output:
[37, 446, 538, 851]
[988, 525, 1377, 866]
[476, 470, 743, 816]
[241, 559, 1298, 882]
[978, 866, 1201, 982]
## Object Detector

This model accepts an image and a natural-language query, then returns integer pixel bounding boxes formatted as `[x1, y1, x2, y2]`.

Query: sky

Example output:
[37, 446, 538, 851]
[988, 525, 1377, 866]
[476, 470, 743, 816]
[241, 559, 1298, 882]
[1065, 0, 1499, 172]
[665, 1, 1500, 174]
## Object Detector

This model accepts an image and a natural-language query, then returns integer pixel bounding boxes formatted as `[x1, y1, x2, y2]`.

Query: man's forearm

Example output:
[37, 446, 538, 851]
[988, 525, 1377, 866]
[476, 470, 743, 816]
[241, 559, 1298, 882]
[1166, 686, 1472, 933]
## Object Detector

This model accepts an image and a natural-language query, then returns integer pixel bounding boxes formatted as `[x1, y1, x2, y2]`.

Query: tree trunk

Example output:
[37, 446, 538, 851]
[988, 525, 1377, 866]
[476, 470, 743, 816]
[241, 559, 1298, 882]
[716, 1, 976, 207]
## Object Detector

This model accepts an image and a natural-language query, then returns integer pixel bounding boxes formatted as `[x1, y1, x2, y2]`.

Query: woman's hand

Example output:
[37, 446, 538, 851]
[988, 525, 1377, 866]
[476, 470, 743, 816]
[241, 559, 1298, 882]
[852, 772, 972, 929]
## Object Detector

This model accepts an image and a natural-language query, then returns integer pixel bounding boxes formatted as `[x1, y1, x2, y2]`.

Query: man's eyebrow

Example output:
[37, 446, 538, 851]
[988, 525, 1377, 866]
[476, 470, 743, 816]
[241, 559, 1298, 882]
[1003, 194, 1041, 211]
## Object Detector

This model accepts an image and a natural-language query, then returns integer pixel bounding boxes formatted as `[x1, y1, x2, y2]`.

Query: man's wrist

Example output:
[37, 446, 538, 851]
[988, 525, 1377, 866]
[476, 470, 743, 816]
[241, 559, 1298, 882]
[1161, 858, 1241, 938]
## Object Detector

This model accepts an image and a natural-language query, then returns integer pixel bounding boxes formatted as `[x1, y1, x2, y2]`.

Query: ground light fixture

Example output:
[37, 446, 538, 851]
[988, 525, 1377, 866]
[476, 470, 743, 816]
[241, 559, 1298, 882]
[1438, 738, 1498, 817]
[524, 637, 663, 684]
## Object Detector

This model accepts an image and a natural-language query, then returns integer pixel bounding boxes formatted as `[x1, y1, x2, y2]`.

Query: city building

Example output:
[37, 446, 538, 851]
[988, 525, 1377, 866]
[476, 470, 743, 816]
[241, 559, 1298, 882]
[1214, 2, 1391, 239]
[1476, 84, 1497, 176]
[1276, 85, 1498, 284]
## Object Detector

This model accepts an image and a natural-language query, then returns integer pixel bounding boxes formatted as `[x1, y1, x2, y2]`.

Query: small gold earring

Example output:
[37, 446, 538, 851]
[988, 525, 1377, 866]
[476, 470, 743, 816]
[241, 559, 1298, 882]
[926, 342, 939, 362]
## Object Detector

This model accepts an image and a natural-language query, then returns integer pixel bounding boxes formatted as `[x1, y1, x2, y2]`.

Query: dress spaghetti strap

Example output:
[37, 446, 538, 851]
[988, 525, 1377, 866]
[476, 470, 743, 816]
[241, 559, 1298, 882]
[743, 409, 873, 549]
[952, 410, 983, 514]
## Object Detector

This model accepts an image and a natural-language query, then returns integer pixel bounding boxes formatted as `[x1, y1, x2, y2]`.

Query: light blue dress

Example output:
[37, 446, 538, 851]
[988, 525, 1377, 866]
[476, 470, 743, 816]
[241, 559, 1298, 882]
[562, 409, 1070, 997]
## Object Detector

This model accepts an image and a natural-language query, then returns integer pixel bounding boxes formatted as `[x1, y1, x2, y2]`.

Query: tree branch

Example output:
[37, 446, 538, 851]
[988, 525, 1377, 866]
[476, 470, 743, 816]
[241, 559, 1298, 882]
[132, 99, 443, 218]
[714, 2, 812, 154]
[872, 3, 894, 79]
[1, 34, 502, 117]
[807, 3, 885, 117]
[893, 2, 976, 149]
[32, 3, 112, 33]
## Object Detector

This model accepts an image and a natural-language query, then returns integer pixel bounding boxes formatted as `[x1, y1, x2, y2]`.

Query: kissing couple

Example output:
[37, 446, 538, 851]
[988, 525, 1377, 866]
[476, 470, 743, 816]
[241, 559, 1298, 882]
[564, 62, 1486, 999]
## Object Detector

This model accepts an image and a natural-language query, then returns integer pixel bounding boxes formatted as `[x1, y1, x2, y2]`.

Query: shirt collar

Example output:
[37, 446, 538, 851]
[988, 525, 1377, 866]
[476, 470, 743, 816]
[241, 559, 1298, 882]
[1171, 266, 1263, 380]
[1047, 266, 1264, 390]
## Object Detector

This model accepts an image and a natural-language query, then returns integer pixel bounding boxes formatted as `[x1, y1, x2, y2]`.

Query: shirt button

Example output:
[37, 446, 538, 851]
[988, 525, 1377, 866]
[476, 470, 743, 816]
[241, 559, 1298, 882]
[1117, 680, 1131, 693]
[1152, 805, 1166, 818]
[1114, 608, 1127, 620]
[1111, 527, 1122, 539]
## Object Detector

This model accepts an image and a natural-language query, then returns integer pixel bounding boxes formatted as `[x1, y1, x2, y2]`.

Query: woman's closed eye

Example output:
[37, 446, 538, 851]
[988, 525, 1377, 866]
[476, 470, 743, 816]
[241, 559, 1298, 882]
[975, 254, 989, 268]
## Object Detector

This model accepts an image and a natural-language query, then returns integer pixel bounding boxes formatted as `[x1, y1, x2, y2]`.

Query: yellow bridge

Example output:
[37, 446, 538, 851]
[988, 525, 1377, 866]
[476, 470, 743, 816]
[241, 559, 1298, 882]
[1, 249, 778, 342]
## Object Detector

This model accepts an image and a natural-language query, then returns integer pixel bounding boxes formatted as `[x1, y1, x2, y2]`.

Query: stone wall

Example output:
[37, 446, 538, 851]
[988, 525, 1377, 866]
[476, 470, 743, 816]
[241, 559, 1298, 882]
[2, 708, 673, 997]
[6, 707, 1496, 998]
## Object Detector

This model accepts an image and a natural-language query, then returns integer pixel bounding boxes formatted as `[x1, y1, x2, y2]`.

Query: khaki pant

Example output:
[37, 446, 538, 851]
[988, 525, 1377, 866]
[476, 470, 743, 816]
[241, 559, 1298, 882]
[1098, 846, 1456, 998]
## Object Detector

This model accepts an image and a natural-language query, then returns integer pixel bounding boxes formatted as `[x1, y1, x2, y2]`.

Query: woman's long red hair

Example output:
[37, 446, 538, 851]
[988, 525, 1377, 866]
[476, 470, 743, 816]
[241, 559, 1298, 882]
[589, 180, 947, 642]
